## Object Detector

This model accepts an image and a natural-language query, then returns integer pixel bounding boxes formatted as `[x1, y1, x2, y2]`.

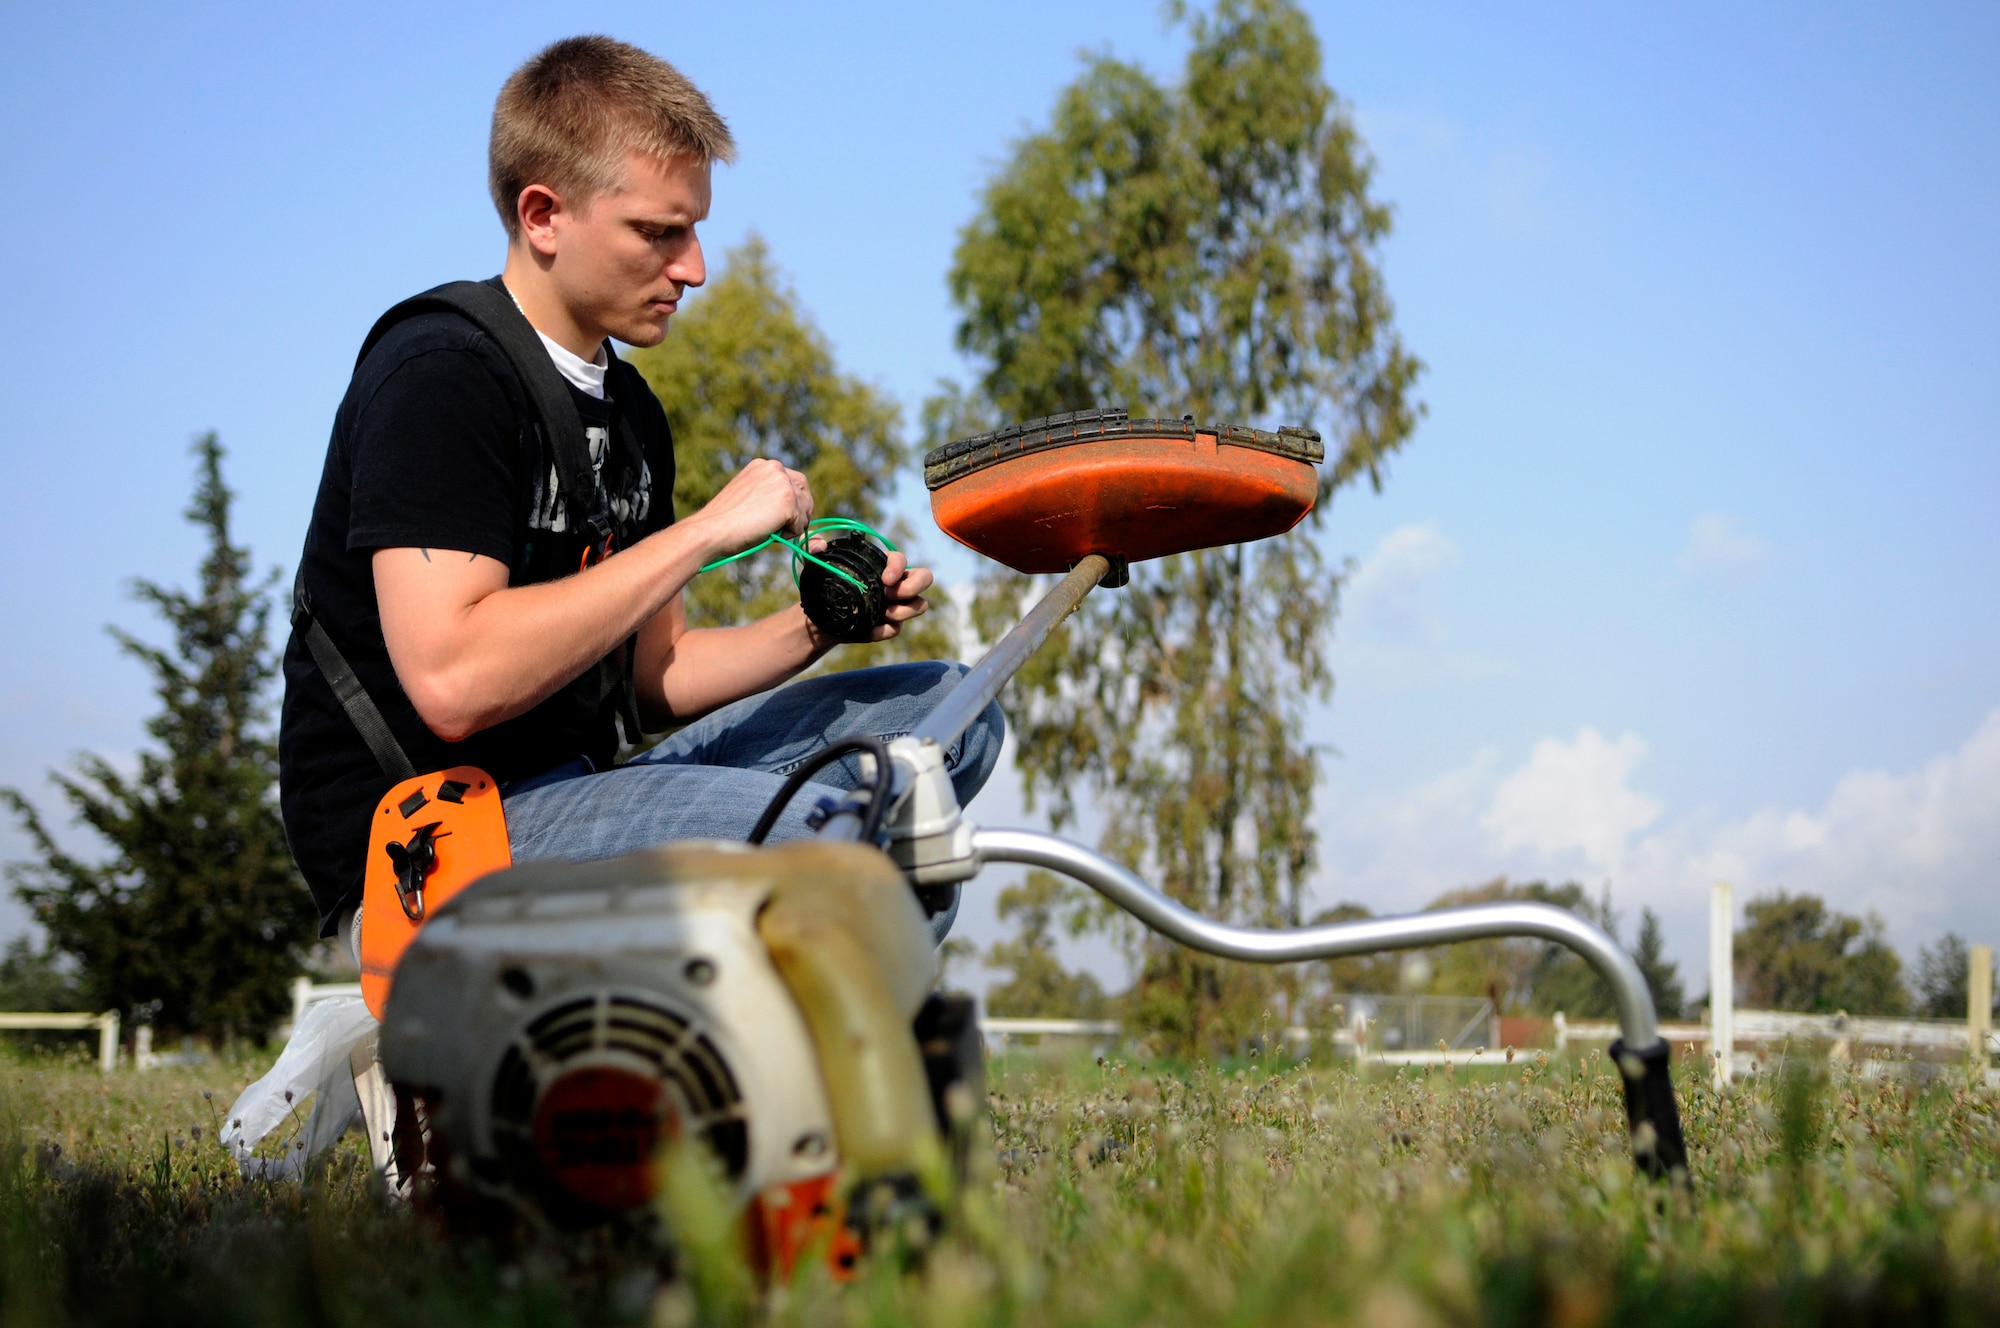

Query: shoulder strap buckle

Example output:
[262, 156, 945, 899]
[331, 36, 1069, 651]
[290, 566, 313, 631]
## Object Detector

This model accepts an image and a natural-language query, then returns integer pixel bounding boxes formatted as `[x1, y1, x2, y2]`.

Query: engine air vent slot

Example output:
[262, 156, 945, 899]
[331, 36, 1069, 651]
[525, 997, 597, 1061]
[487, 989, 752, 1221]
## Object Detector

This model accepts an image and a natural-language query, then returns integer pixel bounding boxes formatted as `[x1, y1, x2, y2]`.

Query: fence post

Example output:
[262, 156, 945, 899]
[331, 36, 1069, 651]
[1553, 1011, 1567, 1053]
[97, 1011, 119, 1074]
[1970, 943, 1993, 1063]
[1710, 880, 1735, 1092]
[290, 975, 313, 1035]
[134, 1025, 153, 1072]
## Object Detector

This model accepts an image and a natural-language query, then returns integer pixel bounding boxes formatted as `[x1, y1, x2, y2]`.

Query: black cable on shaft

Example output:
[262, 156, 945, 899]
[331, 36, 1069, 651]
[745, 735, 894, 846]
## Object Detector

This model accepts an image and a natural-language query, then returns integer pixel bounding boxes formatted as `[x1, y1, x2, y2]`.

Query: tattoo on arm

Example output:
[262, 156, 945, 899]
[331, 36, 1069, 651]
[419, 548, 431, 563]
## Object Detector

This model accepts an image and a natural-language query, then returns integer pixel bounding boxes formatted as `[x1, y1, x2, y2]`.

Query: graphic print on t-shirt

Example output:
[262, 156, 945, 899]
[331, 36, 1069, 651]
[527, 422, 653, 535]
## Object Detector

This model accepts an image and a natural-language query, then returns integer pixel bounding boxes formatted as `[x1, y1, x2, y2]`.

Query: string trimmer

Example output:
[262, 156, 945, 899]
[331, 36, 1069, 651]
[377, 409, 1688, 1275]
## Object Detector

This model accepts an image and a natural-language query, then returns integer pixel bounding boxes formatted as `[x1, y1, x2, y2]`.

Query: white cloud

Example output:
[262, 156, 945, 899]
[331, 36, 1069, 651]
[966, 698, 2000, 1004]
[1685, 708, 2000, 926]
[1345, 521, 1460, 645]
[1676, 513, 1770, 578]
[1319, 748, 1503, 913]
[1482, 728, 1662, 869]
[1336, 522, 1507, 690]
[1313, 706, 2000, 993]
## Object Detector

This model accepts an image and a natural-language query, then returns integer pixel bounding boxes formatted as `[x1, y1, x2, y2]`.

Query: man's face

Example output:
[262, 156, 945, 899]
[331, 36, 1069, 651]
[545, 150, 711, 348]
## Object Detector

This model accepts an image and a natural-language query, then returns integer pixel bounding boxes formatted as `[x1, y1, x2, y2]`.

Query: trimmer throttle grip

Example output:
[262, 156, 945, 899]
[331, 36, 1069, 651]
[1609, 1037, 1690, 1183]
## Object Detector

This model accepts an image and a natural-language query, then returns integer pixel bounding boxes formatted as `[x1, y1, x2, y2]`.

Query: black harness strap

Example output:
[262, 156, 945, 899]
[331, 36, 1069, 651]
[298, 278, 651, 778]
[357, 279, 611, 546]
[293, 569, 416, 783]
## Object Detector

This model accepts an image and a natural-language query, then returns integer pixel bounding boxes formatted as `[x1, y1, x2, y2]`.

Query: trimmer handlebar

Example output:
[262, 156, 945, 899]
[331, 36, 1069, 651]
[971, 826, 1688, 1181]
[970, 829, 1661, 1048]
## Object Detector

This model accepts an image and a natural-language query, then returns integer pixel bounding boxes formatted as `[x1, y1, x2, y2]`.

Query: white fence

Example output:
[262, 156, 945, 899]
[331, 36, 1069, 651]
[0, 981, 364, 1076]
[39, 886, 1994, 1083]
[1557, 1009, 2000, 1056]
[979, 999, 1494, 1066]
[129, 977, 364, 1072]
[977, 1004, 1479, 1065]
[0, 978, 366, 1075]
[0, 1011, 120, 1072]
[1700, 881, 1996, 1088]
[979, 1017, 1125, 1050]
[1556, 1007, 2000, 1084]
[287, 977, 364, 1035]
[972, 882, 2000, 1089]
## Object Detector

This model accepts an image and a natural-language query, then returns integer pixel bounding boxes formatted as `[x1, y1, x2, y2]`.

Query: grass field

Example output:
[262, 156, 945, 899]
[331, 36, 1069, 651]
[5, 1040, 2000, 1326]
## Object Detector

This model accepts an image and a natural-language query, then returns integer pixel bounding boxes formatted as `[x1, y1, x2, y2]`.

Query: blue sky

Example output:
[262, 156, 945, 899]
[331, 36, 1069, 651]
[3, 2, 1995, 1001]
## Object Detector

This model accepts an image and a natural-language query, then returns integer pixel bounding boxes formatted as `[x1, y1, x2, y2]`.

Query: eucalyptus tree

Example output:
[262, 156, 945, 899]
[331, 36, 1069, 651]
[938, 0, 1422, 1051]
[984, 870, 1111, 1019]
[628, 235, 951, 664]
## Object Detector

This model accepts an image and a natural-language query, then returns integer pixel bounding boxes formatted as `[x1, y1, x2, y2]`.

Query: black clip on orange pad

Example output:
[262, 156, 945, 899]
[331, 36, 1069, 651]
[360, 766, 512, 1018]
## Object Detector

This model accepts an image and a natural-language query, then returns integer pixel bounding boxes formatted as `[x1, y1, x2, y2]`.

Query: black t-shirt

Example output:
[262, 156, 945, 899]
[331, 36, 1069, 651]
[280, 290, 676, 934]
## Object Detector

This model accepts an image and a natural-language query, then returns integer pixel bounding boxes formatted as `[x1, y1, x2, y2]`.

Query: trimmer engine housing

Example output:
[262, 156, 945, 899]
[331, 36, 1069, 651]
[379, 844, 852, 1234]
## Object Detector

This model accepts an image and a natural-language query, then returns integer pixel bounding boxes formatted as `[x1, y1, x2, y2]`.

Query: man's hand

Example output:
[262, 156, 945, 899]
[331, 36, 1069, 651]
[684, 458, 813, 559]
[874, 550, 933, 639]
[801, 547, 933, 650]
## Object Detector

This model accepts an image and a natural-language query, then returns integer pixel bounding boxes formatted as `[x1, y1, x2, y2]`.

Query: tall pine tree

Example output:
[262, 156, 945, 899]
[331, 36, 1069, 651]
[2, 435, 314, 1040]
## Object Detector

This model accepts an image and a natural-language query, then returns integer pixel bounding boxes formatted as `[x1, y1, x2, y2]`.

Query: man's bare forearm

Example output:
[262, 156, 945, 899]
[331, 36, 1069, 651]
[646, 603, 833, 723]
[374, 522, 716, 742]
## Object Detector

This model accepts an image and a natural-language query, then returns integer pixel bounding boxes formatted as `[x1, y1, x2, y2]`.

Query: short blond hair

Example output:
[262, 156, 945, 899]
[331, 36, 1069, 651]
[489, 36, 735, 238]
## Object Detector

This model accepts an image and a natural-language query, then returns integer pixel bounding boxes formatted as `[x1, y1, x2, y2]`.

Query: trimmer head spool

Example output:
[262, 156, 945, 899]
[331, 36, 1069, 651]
[799, 532, 891, 642]
[924, 408, 1324, 575]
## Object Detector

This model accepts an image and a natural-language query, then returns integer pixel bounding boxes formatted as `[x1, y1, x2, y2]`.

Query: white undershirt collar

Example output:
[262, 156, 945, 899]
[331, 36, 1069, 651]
[535, 329, 609, 399]
[501, 281, 610, 399]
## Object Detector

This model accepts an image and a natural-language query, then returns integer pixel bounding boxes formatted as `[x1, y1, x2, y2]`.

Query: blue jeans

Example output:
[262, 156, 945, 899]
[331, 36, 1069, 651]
[500, 661, 1005, 942]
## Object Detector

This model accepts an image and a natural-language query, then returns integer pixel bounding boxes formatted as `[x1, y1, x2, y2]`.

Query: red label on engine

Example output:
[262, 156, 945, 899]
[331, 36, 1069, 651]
[532, 1067, 676, 1210]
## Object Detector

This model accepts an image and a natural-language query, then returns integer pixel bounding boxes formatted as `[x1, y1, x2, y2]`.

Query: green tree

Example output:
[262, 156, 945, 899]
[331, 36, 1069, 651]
[1306, 902, 1401, 995]
[0, 937, 79, 1014]
[2, 436, 315, 1040]
[1912, 932, 1993, 1020]
[939, 0, 1421, 1055]
[983, 870, 1109, 1019]
[1736, 891, 1909, 1016]
[626, 235, 952, 664]
[1414, 879, 1609, 1016]
[1287, 901, 1400, 1039]
[1632, 907, 1687, 1021]
[1399, 881, 1684, 1021]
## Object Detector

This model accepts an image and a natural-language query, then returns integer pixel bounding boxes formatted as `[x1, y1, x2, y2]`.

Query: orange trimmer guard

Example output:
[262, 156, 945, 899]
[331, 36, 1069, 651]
[359, 766, 512, 1018]
[924, 408, 1324, 575]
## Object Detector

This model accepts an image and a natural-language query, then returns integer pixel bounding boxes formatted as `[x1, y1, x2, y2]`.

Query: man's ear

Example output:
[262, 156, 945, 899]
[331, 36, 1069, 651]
[516, 183, 565, 258]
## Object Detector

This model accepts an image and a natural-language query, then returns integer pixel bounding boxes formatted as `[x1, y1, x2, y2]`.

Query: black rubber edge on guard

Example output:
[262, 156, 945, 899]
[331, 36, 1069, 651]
[923, 407, 1325, 490]
[1608, 1037, 1690, 1183]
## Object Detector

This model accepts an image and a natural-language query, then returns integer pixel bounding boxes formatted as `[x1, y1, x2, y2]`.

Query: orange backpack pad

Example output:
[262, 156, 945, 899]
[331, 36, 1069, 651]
[359, 766, 512, 1018]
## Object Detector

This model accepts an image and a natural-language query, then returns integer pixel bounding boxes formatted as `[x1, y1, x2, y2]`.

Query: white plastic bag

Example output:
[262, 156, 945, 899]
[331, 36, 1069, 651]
[219, 995, 377, 1180]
